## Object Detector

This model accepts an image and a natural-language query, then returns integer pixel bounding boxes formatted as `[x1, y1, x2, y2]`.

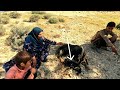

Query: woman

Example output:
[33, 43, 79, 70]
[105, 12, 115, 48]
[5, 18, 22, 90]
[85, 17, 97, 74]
[23, 27, 63, 69]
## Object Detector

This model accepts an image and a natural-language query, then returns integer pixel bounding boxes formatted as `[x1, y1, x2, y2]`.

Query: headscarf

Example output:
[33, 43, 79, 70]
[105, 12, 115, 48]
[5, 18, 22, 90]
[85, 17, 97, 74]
[27, 27, 44, 45]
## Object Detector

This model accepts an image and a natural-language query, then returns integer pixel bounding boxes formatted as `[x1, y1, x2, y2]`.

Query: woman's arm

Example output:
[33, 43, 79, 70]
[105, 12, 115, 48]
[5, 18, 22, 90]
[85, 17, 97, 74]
[43, 37, 64, 45]
[44, 38, 56, 45]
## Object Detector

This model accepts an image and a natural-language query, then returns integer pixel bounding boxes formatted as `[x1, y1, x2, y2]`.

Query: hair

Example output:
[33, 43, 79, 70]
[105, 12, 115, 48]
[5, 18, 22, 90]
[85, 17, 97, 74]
[14, 51, 32, 66]
[107, 22, 116, 27]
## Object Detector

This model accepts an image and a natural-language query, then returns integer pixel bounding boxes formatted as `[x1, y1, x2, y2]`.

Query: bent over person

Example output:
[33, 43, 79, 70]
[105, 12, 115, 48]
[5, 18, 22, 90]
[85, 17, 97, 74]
[91, 22, 118, 54]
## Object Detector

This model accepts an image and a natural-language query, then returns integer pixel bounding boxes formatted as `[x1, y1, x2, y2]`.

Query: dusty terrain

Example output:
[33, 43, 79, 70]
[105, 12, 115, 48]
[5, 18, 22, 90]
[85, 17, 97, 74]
[0, 11, 120, 79]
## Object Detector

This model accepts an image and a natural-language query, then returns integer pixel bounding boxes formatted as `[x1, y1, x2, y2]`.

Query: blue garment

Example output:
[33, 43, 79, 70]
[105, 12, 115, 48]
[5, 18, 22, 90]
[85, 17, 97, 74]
[23, 27, 56, 69]
[3, 58, 16, 72]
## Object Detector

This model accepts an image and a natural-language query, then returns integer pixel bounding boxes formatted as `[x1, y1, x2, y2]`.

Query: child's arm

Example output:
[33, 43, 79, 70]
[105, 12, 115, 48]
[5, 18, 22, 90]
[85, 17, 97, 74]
[27, 68, 36, 79]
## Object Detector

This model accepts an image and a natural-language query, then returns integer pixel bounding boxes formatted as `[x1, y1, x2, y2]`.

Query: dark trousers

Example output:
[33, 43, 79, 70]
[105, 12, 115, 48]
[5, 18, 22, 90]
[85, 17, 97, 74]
[92, 37, 116, 48]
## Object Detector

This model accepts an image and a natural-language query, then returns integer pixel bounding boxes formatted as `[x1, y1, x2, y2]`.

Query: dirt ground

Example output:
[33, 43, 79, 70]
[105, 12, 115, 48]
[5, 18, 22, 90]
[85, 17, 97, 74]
[0, 11, 120, 79]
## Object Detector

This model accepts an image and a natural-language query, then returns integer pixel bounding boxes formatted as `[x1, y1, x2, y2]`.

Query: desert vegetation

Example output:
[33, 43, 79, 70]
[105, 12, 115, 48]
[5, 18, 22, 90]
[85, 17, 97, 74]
[0, 11, 120, 79]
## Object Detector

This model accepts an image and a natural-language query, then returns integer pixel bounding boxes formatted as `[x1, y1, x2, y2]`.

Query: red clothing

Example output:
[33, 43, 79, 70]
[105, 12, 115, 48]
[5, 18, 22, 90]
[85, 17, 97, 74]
[5, 65, 34, 79]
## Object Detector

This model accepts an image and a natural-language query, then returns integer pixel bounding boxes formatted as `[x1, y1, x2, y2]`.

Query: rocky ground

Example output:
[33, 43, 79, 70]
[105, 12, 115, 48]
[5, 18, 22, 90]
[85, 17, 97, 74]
[35, 40, 120, 79]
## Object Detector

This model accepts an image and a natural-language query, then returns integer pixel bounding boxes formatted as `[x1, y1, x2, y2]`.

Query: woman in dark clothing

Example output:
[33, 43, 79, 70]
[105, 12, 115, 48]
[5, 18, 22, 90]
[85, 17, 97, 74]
[23, 27, 63, 69]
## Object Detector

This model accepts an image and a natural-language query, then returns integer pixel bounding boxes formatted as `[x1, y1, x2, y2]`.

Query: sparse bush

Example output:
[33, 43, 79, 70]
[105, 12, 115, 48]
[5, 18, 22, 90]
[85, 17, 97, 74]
[15, 21, 19, 24]
[116, 23, 120, 30]
[0, 25, 6, 36]
[23, 19, 29, 22]
[5, 25, 31, 51]
[0, 16, 9, 24]
[2, 12, 8, 15]
[71, 41, 77, 44]
[59, 18, 65, 22]
[29, 15, 40, 22]
[9, 12, 21, 18]
[53, 34, 61, 38]
[48, 18, 59, 24]
[42, 14, 51, 19]
[32, 11, 46, 14]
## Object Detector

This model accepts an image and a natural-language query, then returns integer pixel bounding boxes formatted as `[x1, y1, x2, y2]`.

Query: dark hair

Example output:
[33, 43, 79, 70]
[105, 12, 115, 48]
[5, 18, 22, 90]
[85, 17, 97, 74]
[107, 22, 116, 27]
[14, 51, 32, 66]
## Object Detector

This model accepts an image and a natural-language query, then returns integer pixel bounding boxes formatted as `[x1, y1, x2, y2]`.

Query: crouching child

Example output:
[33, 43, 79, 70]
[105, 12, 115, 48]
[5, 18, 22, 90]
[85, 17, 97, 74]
[5, 51, 36, 79]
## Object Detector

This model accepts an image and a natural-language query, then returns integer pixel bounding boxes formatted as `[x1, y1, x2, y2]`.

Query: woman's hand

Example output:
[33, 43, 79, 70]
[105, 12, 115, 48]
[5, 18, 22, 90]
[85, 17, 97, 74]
[56, 42, 64, 45]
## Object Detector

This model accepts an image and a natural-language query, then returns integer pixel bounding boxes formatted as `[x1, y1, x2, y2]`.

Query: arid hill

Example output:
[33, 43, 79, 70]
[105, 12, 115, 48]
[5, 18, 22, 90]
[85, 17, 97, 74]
[0, 11, 120, 79]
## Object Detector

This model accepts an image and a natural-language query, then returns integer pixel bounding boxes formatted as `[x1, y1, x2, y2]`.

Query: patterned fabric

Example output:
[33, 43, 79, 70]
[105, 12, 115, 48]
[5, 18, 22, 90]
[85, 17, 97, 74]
[3, 58, 16, 72]
[23, 27, 56, 69]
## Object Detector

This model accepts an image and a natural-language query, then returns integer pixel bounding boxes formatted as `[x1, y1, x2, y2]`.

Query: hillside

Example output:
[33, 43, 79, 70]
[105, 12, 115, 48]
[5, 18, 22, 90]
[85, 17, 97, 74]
[0, 11, 120, 79]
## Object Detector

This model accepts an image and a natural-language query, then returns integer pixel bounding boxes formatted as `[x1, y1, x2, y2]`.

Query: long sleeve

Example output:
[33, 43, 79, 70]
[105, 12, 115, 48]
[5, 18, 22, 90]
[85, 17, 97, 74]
[44, 38, 56, 45]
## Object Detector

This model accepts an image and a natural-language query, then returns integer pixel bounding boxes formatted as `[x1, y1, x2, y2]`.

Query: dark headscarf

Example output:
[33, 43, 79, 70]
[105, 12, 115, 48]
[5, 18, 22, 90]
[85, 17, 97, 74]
[28, 27, 43, 44]
[29, 27, 43, 39]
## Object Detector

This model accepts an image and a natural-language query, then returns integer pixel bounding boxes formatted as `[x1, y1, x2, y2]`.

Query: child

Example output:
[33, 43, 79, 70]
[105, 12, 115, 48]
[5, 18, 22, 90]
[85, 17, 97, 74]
[5, 51, 36, 79]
